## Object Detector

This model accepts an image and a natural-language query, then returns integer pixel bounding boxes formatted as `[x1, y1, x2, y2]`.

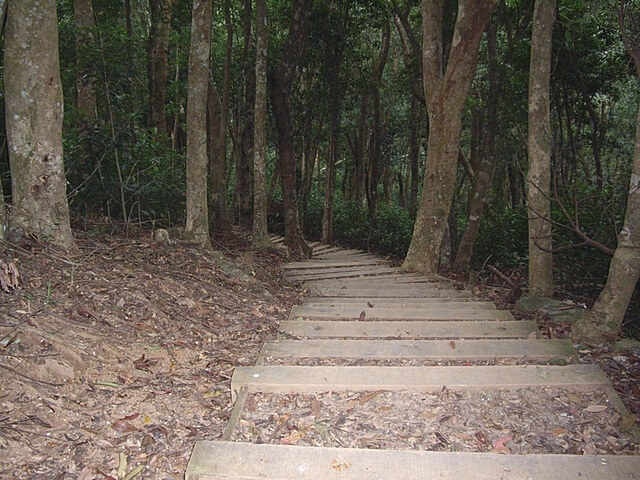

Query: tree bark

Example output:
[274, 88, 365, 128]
[207, 76, 230, 233]
[252, 0, 271, 247]
[74, 0, 97, 124]
[268, 0, 313, 257]
[570, 1, 640, 343]
[236, 0, 254, 228]
[147, 0, 177, 137]
[454, 16, 499, 270]
[5, 0, 74, 248]
[408, 96, 421, 217]
[184, 0, 212, 249]
[403, 0, 497, 273]
[526, 0, 555, 297]
[322, 112, 339, 244]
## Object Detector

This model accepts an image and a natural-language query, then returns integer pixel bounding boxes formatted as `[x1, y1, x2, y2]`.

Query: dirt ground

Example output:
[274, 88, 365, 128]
[1, 229, 638, 479]
[0, 229, 300, 479]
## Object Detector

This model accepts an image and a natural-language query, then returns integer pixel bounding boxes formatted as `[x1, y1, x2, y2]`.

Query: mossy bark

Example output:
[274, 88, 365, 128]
[5, 0, 74, 248]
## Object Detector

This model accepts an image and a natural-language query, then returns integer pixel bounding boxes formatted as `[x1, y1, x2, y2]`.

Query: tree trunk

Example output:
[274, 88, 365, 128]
[454, 16, 499, 270]
[184, 0, 212, 249]
[5, 0, 74, 248]
[236, 0, 254, 228]
[570, 106, 640, 343]
[526, 0, 555, 297]
[252, 0, 271, 247]
[403, 0, 497, 273]
[408, 96, 421, 217]
[268, 0, 313, 257]
[74, 0, 97, 124]
[147, 0, 177, 137]
[322, 113, 338, 244]
[570, 2, 640, 343]
[207, 76, 230, 234]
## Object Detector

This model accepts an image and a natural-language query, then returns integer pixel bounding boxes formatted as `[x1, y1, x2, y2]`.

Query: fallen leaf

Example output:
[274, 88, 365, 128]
[552, 428, 569, 436]
[133, 354, 161, 372]
[565, 393, 581, 403]
[475, 431, 488, 445]
[359, 311, 366, 320]
[77, 304, 100, 321]
[493, 433, 513, 448]
[450, 341, 456, 349]
[585, 405, 608, 413]
[331, 459, 351, 471]
[113, 419, 138, 433]
[358, 391, 383, 405]
[367, 302, 374, 308]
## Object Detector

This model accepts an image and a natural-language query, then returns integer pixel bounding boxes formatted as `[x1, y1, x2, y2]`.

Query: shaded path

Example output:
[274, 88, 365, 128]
[186, 239, 639, 479]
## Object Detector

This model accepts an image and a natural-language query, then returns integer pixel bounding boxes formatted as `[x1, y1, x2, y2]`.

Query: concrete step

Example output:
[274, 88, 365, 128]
[279, 319, 538, 339]
[186, 441, 640, 480]
[290, 305, 512, 321]
[259, 338, 577, 362]
[230, 364, 609, 399]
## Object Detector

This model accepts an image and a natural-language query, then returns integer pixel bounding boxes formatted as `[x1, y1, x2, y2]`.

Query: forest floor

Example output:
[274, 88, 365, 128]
[0, 228, 638, 479]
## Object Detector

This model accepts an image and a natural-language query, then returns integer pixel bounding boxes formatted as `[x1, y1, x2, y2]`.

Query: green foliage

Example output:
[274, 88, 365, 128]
[473, 206, 529, 271]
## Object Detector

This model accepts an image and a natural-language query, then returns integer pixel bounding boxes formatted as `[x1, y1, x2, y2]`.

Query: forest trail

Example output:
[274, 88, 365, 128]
[185, 237, 640, 479]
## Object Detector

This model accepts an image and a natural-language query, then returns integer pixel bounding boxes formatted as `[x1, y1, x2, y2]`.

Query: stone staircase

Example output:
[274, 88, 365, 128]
[185, 238, 639, 479]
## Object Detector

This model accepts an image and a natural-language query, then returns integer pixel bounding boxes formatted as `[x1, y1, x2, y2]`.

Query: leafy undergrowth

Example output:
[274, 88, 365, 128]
[0, 228, 301, 479]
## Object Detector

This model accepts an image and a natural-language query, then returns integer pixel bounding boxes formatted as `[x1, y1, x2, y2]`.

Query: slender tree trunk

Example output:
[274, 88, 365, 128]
[207, 77, 230, 233]
[5, 0, 74, 248]
[527, 0, 555, 297]
[236, 0, 254, 228]
[184, 0, 212, 249]
[403, 0, 497, 273]
[147, 0, 177, 137]
[74, 0, 97, 124]
[408, 96, 421, 217]
[252, 0, 271, 247]
[570, 1, 640, 343]
[268, 0, 313, 257]
[322, 113, 338, 244]
[454, 17, 499, 270]
[350, 96, 369, 204]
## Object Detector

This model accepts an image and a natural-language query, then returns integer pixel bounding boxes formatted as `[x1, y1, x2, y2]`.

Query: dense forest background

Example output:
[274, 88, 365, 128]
[0, 0, 639, 339]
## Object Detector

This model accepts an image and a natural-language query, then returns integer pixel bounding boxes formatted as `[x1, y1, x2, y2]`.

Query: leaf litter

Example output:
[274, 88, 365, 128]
[0, 229, 297, 479]
[232, 387, 638, 455]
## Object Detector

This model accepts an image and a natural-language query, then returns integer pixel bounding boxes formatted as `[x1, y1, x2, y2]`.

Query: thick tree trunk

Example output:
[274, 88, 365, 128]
[207, 77, 230, 233]
[184, 0, 212, 249]
[403, 0, 497, 273]
[571, 102, 640, 343]
[350, 95, 369, 204]
[527, 0, 555, 297]
[570, 3, 640, 343]
[147, 0, 177, 137]
[454, 17, 499, 270]
[74, 0, 97, 124]
[268, 0, 313, 257]
[5, 0, 74, 248]
[252, 0, 271, 247]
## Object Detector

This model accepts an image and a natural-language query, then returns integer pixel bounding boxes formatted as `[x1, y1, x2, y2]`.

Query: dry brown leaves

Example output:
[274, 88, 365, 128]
[0, 230, 299, 479]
